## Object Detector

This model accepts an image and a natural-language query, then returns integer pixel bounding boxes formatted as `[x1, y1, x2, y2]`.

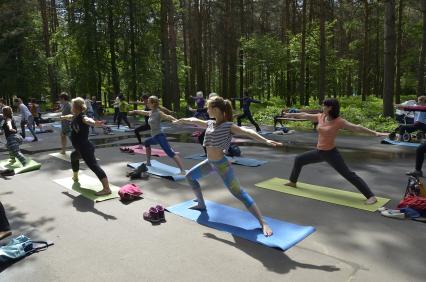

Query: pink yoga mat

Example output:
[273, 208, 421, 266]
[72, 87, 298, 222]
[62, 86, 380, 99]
[120, 145, 178, 157]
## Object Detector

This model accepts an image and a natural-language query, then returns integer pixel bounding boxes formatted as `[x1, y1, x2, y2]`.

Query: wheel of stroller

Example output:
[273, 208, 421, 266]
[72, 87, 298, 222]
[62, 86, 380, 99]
[402, 132, 411, 142]
[388, 132, 396, 140]
[417, 132, 425, 142]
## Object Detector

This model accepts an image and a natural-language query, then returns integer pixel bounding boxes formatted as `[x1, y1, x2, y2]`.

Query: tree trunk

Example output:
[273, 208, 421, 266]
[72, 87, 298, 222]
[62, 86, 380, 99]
[417, 0, 426, 97]
[160, 0, 171, 108]
[362, 0, 369, 101]
[318, 0, 326, 104]
[383, 0, 396, 117]
[108, 0, 120, 96]
[395, 0, 403, 103]
[128, 0, 137, 108]
[298, 0, 307, 105]
[167, 0, 180, 110]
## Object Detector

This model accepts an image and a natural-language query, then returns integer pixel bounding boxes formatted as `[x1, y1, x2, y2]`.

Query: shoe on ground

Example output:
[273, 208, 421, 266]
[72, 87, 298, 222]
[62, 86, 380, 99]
[155, 205, 166, 222]
[143, 207, 161, 223]
[381, 209, 405, 219]
[406, 170, 423, 177]
[0, 169, 15, 177]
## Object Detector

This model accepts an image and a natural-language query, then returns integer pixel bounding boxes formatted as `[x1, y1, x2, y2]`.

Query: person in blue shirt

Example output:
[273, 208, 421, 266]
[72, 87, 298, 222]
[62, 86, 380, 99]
[394, 96, 426, 141]
[233, 90, 261, 132]
[188, 91, 208, 120]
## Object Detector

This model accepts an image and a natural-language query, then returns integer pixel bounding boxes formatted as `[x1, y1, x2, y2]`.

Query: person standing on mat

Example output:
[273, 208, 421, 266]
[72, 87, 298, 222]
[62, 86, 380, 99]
[2, 106, 27, 166]
[60, 97, 111, 196]
[14, 98, 38, 142]
[113, 95, 120, 124]
[29, 98, 42, 129]
[117, 95, 131, 129]
[189, 91, 208, 120]
[174, 96, 282, 237]
[0, 201, 12, 241]
[283, 98, 388, 205]
[233, 90, 262, 132]
[57, 92, 72, 155]
[129, 96, 185, 174]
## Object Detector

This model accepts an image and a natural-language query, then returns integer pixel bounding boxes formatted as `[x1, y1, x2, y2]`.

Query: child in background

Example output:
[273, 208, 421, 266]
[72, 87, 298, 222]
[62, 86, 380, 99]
[117, 95, 131, 129]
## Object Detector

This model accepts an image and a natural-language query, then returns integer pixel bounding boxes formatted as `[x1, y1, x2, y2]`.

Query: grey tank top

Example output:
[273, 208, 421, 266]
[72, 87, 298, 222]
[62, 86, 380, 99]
[148, 109, 162, 136]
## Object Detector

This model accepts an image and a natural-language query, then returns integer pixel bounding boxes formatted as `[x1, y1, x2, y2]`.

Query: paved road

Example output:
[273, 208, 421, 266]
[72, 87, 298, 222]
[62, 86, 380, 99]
[0, 122, 424, 281]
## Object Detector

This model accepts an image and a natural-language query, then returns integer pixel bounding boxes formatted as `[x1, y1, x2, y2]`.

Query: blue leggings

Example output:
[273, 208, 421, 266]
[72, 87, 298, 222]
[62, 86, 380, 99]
[144, 133, 175, 158]
[185, 157, 254, 208]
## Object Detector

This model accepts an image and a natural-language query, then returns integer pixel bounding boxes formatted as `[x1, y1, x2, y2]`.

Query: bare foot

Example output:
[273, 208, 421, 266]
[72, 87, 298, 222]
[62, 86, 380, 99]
[146, 162, 151, 166]
[365, 196, 377, 205]
[189, 204, 206, 211]
[284, 182, 297, 188]
[95, 189, 112, 196]
[262, 223, 273, 237]
[60, 151, 66, 155]
[9, 159, 16, 164]
[72, 175, 79, 182]
[179, 170, 186, 176]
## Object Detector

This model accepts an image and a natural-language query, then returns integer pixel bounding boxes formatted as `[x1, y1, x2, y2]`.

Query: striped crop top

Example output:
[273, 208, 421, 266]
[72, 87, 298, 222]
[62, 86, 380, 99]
[203, 120, 233, 151]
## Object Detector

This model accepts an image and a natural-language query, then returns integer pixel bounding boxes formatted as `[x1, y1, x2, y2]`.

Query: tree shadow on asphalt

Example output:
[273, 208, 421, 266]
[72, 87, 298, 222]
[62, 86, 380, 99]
[62, 192, 117, 221]
[203, 232, 340, 274]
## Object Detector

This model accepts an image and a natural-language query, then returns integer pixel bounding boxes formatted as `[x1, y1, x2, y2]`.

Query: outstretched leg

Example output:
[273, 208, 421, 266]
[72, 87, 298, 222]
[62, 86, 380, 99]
[80, 145, 111, 196]
[246, 111, 261, 132]
[213, 158, 272, 236]
[287, 150, 323, 186]
[185, 159, 213, 210]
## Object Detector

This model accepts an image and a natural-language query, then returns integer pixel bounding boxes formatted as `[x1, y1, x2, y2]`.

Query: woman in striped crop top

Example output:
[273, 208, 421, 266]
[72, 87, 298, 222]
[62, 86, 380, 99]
[175, 96, 282, 237]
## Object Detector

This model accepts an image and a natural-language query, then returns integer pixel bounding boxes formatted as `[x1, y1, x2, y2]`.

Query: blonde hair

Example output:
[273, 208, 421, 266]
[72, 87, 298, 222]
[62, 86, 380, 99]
[148, 96, 160, 109]
[2, 106, 13, 119]
[207, 96, 233, 122]
[72, 97, 87, 112]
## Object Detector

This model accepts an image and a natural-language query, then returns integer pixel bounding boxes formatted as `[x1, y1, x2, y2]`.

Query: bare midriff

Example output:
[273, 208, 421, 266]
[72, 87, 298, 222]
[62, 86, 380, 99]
[206, 147, 226, 161]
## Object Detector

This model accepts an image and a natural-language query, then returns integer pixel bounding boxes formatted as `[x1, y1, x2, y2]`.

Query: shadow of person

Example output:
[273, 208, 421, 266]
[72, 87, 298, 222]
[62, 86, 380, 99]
[62, 192, 117, 221]
[203, 232, 340, 275]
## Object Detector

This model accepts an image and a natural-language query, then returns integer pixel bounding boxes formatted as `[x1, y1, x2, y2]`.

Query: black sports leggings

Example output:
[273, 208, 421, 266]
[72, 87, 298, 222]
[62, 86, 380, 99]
[71, 143, 106, 180]
[135, 123, 150, 144]
[237, 111, 261, 132]
[117, 112, 131, 128]
[289, 148, 375, 199]
[415, 143, 426, 171]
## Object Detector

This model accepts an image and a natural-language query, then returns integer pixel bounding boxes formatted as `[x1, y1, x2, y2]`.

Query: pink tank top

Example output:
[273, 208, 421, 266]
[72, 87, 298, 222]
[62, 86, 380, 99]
[316, 114, 345, 151]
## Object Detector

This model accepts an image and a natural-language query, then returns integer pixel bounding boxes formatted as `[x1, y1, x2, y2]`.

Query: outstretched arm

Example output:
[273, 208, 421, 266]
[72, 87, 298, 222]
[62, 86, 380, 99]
[230, 125, 283, 146]
[60, 114, 74, 121]
[128, 110, 150, 116]
[160, 111, 178, 122]
[159, 105, 173, 114]
[83, 116, 104, 127]
[342, 120, 388, 137]
[283, 112, 319, 122]
[173, 117, 209, 128]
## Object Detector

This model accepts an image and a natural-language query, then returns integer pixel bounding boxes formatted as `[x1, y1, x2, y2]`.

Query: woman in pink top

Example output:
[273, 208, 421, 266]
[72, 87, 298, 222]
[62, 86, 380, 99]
[284, 98, 388, 205]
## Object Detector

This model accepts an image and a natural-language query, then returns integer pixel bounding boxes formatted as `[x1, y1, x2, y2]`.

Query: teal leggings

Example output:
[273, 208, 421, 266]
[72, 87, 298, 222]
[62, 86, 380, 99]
[185, 157, 254, 207]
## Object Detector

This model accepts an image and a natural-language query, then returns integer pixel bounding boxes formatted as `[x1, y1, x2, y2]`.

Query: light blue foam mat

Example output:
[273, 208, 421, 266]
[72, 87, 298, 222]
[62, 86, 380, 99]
[127, 160, 186, 181]
[381, 138, 420, 148]
[167, 200, 315, 251]
[184, 155, 268, 167]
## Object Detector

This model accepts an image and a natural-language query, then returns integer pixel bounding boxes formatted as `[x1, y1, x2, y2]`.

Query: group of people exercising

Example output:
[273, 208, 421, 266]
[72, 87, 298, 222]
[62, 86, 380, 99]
[2, 90, 425, 238]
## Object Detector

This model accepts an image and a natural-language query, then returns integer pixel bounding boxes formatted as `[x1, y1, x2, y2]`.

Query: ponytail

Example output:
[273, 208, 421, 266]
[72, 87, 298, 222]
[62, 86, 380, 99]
[224, 99, 233, 122]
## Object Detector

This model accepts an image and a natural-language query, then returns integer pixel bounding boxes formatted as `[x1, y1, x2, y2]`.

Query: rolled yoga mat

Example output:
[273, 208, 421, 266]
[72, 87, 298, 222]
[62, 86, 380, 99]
[167, 200, 315, 251]
[127, 160, 186, 181]
[0, 159, 41, 174]
[53, 174, 119, 202]
[255, 177, 390, 212]
[184, 154, 268, 167]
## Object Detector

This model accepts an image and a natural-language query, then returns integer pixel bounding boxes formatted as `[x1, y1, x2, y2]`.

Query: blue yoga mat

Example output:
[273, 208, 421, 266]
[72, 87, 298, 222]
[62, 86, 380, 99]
[184, 154, 268, 167]
[167, 200, 315, 251]
[381, 138, 420, 148]
[128, 160, 186, 181]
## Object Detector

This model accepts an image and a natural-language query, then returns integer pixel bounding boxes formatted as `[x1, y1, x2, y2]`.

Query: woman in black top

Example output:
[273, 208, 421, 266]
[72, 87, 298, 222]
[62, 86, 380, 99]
[61, 97, 111, 196]
[2, 106, 26, 166]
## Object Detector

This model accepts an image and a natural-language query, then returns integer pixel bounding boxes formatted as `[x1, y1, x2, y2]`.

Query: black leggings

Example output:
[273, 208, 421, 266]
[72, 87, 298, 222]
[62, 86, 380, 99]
[0, 201, 10, 232]
[397, 122, 426, 135]
[289, 148, 375, 199]
[415, 143, 426, 171]
[71, 143, 106, 181]
[113, 107, 120, 123]
[237, 111, 260, 132]
[135, 123, 150, 144]
[198, 129, 207, 154]
[117, 112, 131, 128]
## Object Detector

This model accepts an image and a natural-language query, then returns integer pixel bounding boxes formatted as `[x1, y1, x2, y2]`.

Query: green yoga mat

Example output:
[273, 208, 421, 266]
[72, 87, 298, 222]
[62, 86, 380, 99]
[255, 177, 390, 212]
[53, 174, 119, 202]
[0, 159, 41, 174]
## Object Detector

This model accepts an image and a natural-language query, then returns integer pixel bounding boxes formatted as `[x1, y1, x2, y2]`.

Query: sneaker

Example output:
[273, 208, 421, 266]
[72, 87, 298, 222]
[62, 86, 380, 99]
[143, 207, 161, 223]
[381, 209, 405, 219]
[155, 205, 166, 222]
[406, 170, 423, 177]
[0, 169, 15, 177]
